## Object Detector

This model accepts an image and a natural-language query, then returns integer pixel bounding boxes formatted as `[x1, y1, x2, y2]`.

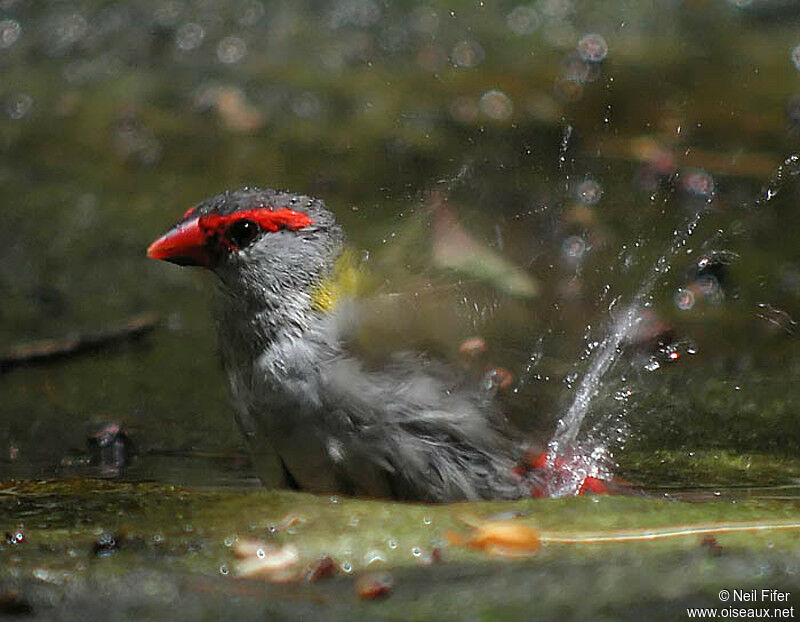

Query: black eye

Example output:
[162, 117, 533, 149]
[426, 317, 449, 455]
[225, 219, 260, 249]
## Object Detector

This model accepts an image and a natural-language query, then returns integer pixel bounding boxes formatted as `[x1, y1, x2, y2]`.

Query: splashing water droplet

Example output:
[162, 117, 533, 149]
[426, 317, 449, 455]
[760, 154, 800, 204]
[550, 209, 705, 457]
[559, 124, 574, 190]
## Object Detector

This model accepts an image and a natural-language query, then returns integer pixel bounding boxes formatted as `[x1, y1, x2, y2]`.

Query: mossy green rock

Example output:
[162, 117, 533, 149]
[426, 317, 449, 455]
[2, 480, 800, 620]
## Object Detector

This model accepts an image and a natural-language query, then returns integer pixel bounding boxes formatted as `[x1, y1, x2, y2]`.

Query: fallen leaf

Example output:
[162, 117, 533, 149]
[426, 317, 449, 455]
[355, 572, 394, 600]
[448, 519, 541, 557]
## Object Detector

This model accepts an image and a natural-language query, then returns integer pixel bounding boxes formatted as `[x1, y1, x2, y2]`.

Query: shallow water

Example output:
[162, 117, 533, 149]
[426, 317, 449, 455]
[2, 0, 800, 617]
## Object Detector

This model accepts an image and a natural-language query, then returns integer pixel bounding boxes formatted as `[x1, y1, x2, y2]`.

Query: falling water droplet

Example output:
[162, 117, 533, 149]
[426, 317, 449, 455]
[760, 154, 800, 204]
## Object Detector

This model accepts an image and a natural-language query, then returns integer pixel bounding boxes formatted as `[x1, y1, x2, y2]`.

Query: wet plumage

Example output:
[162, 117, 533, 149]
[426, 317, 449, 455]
[149, 188, 529, 501]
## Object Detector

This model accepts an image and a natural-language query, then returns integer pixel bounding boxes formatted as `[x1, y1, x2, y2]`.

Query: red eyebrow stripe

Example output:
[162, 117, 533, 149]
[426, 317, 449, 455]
[182, 206, 197, 220]
[198, 208, 314, 234]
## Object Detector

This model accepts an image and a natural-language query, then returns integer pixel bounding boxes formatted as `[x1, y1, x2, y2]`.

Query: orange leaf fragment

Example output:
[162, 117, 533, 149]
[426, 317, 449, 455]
[450, 520, 541, 557]
[355, 572, 394, 600]
[306, 555, 337, 582]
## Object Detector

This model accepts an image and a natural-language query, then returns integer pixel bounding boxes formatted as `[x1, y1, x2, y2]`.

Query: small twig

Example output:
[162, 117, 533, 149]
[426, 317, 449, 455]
[0, 313, 158, 373]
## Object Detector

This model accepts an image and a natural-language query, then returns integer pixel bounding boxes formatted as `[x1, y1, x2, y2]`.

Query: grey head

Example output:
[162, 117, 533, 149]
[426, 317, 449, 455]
[148, 187, 344, 303]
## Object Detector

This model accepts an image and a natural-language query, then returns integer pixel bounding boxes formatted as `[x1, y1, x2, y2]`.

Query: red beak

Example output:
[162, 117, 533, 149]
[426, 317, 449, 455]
[147, 217, 212, 267]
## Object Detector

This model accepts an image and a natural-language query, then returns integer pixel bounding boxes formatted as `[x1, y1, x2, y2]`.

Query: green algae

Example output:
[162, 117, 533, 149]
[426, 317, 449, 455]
[619, 450, 800, 489]
[2, 480, 800, 620]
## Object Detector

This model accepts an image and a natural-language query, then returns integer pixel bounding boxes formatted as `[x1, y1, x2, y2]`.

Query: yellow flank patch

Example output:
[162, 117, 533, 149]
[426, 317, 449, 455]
[310, 249, 362, 312]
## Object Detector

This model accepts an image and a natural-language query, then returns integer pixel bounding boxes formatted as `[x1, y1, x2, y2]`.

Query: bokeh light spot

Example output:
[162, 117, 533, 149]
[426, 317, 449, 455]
[674, 288, 695, 311]
[0, 19, 21, 48]
[176, 23, 205, 51]
[791, 44, 800, 72]
[217, 35, 247, 64]
[576, 177, 602, 205]
[507, 6, 540, 35]
[681, 169, 715, 197]
[562, 235, 587, 264]
[452, 40, 485, 68]
[479, 89, 513, 120]
[577, 33, 608, 63]
[5, 93, 32, 120]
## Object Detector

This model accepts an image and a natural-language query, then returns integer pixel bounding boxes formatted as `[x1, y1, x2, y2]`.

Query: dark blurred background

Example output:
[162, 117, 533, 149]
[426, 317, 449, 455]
[2, 0, 800, 485]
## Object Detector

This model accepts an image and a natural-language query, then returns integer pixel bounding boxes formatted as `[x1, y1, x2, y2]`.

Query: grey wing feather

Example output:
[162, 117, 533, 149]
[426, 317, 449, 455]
[319, 353, 527, 501]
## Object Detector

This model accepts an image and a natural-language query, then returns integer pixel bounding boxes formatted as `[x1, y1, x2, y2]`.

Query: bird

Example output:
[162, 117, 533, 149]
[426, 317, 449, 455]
[147, 188, 575, 501]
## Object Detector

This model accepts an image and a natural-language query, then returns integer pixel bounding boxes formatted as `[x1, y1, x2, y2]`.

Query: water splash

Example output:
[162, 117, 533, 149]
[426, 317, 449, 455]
[540, 151, 800, 496]
[756, 303, 797, 335]
[758, 154, 800, 205]
[559, 124, 573, 192]
[545, 209, 705, 495]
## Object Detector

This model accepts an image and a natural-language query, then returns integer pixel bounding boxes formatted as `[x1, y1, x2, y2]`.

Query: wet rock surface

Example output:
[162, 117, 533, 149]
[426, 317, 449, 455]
[1, 480, 800, 619]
